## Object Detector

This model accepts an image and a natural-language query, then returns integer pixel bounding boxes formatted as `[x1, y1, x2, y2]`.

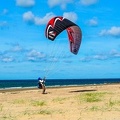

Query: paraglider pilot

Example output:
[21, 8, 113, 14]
[38, 77, 46, 94]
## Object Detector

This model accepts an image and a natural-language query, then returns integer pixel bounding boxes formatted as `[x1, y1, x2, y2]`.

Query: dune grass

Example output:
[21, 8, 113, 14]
[23, 108, 52, 116]
[12, 99, 25, 104]
[76, 92, 120, 112]
[105, 98, 120, 111]
[78, 92, 107, 103]
[0, 103, 3, 111]
[31, 100, 46, 106]
[12, 99, 46, 107]
[37, 109, 52, 115]
[89, 99, 120, 112]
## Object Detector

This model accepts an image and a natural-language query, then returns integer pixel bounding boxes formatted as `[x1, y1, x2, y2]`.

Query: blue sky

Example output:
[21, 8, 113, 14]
[0, 0, 120, 80]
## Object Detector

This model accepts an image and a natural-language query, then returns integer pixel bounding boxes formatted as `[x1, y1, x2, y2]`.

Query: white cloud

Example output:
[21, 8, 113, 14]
[48, 0, 73, 9]
[79, 57, 91, 62]
[80, 54, 108, 62]
[1, 56, 14, 63]
[16, 0, 35, 7]
[23, 12, 55, 25]
[100, 26, 120, 37]
[80, 49, 120, 63]
[0, 21, 8, 29]
[11, 44, 23, 52]
[93, 54, 108, 60]
[23, 11, 35, 24]
[86, 17, 98, 26]
[109, 49, 120, 57]
[34, 12, 55, 25]
[63, 12, 78, 22]
[0, 44, 47, 63]
[80, 0, 98, 6]
[27, 49, 45, 61]
[23, 11, 78, 25]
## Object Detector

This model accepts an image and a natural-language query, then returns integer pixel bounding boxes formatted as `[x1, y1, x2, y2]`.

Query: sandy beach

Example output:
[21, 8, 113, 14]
[0, 84, 120, 120]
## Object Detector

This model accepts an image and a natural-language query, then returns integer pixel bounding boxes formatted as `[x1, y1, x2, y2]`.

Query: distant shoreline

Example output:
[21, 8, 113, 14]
[0, 78, 120, 90]
[0, 82, 119, 93]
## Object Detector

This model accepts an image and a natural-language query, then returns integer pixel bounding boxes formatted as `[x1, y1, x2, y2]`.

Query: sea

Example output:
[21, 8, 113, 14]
[0, 78, 120, 90]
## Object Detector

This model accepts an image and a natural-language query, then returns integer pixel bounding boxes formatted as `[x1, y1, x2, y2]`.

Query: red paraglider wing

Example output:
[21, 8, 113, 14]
[45, 16, 82, 55]
[67, 26, 82, 54]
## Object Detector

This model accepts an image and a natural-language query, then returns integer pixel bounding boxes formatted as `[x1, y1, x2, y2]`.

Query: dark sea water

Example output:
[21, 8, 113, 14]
[0, 78, 120, 89]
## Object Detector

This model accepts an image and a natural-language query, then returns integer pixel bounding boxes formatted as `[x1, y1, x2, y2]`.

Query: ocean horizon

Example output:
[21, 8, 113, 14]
[0, 78, 120, 89]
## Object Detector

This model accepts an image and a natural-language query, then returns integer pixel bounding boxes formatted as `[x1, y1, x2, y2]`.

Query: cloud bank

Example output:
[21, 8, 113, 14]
[80, 0, 98, 6]
[100, 26, 120, 37]
[23, 12, 55, 25]
[87, 17, 98, 26]
[23, 11, 78, 25]
[16, 0, 35, 7]
[47, 0, 73, 9]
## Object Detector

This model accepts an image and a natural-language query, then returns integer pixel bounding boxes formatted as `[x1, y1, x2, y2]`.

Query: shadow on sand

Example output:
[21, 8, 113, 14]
[69, 89, 97, 93]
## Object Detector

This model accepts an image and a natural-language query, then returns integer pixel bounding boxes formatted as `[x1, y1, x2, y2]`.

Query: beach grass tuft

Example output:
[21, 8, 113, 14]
[78, 92, 106, 103]
[13, 99, 25, 104]
[0, 103, 3, 111]
[52, 97, 68, 104]
[1, 113, 16, 120]
[106, 98, 120, 110]
[23, 109, 52, 115]
[89, 106, 100, 111]
[31, 100, 46, 106]
[38, 109, 52, 115]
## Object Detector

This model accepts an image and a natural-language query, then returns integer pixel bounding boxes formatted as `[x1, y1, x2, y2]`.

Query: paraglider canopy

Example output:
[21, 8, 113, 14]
[45, 16, 82, 55]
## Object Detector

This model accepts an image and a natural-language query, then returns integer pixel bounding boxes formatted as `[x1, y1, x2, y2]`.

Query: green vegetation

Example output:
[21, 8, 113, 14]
[106, 98, 120, 110]
[0, 114, 16, 120]
[89, 106, 100, 111]
[78, 93, 120, 112]
[23, 109, 52, 115]
[37, 109, 51, 115]
[108, 98, 116, 107]
[12, 99, 25, 104]
[89, 98, 120, 112]
[52, 97, 68, 104]
[31, 100, 46, 106]
[0, 103, 3, 111]
[78, 92, 106, 103]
